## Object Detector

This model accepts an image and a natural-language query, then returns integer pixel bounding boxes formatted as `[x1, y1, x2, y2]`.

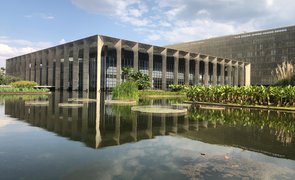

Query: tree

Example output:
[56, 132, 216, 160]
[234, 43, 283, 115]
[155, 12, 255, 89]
[0, 67, 21, 85]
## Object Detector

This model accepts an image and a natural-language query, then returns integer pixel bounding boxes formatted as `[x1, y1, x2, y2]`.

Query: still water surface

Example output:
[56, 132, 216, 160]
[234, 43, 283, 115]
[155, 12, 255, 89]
[0, 92, 295, 180]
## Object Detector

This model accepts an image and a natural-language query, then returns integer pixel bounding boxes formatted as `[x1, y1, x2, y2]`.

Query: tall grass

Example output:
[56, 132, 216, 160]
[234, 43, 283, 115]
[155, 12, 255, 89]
[275, 61, 294, 81]
[112, 80, 139, 100]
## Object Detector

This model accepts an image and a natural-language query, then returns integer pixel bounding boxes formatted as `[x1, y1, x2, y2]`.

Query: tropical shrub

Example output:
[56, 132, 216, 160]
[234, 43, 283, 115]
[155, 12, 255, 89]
[168, 84, 189, 92]
[10, 81, 38, 89]
[112, 80, 139, 100]
[186, 85, 295, 107]
[122, 67, 151, 90]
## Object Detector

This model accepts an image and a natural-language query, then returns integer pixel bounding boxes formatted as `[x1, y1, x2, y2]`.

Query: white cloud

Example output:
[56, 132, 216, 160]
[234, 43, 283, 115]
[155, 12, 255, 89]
[59, 38, 66, 44]
[24, 13, 55, 20]
[71, 0, 295, 44]
[0, 37, 53, 68]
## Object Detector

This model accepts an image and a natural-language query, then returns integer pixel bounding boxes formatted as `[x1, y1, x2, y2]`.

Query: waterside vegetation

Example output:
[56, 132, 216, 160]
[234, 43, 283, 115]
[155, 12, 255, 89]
[112, 80, 139, 101]
[0, 80, 49, 94]
[186, 85, 295, 107]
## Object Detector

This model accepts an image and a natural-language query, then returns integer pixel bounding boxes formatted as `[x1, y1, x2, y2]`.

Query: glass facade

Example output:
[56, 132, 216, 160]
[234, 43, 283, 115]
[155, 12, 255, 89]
[153, 55, 162, 89]
[166, 56, 174, 89]
[178, 58, 185, 85]
[189, 60, 195, 85]
[139, 52, 149, 75]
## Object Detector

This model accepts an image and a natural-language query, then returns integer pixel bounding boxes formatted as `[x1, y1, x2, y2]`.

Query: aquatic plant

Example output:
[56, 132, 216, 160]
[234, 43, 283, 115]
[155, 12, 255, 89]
[112, 80, 139, 100]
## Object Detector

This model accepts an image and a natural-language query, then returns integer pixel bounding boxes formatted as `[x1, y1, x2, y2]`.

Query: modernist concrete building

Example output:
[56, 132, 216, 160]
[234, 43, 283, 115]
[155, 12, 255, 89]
[167, 25, 295, 85]
[6, 35, 250, 91]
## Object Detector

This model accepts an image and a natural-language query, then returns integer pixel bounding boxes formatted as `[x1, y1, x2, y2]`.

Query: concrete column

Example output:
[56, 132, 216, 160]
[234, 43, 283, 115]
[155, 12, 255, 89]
[11, 59, 15, 76]
[19, 57, 22, 78]
[16, 58, 19, 77]
[63, 45, 70, 90]
[173, 51, 179, 85]
[161, 49, 167, 90]
[213, 58, 217, 86]
[21, 56, 26, 80]
[115, 40, 122, 85]
[220, 60, 225, 85]
[36, 52, 41, 85]
[204, 56, 209, 86]
[15, 58, 19, 77]
[132, 43, 139, 72]
[96, 36, 104, 92]
[25, 55, 30, 81]
[5, 60, 9, 76]
[12, 58, 16, 77]
[234, 62, 239, 86]
[245, 63, 251, 86]
[41, 51, 47, 85]
[184, 53, 190, 85]
[19, 57, 23, 79]
[83, 40, 89, 91]
[72, 43, 79, 91]
[194, 58, 199, 85]
[240, 63, 245, 86]
[55, 47, 62, 90]
[227, 61, 232, 85]
[14, 58, 17, 77]
[30, 54, 36, 82]
[48, 49, 54, 86]
[148, 46, 154, 87]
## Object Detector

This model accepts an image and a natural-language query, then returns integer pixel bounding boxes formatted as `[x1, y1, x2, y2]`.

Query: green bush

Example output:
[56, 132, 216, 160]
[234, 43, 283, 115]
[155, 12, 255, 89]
[0, 75, 21, 85]
[112, 80, 139, 100]
[10, 81, 38, 89]
[122, 67, 151, 90]
[168, 84, 189, 92]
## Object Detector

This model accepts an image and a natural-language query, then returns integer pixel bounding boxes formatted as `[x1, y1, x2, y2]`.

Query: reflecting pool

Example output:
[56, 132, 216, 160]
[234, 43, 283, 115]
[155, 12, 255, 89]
[0, 92, 295, 180]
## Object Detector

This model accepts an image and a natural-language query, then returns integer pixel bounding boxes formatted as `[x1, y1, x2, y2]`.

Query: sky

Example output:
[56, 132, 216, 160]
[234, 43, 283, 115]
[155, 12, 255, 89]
[0, 0, 295, 67]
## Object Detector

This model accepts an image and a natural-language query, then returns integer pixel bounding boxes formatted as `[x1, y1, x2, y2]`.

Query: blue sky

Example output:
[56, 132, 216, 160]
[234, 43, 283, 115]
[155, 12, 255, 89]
[1, 0, 295, 67]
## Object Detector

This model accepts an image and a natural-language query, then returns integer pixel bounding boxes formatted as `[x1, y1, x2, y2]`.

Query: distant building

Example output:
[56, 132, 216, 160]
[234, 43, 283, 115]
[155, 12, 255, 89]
[6, 35, 250, 91]
[167, 25, 295, 85]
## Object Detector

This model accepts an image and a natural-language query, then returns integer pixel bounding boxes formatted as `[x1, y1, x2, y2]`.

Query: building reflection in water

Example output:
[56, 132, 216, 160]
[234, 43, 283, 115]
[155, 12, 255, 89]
[4, 92, 295, 160]
[4, 92, 189, 149]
